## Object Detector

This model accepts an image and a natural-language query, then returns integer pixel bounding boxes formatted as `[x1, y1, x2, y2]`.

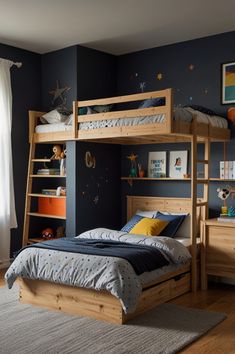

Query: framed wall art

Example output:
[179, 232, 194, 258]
[222, 62, 235, 104]
[169, 150, 188, 179]
[148, 151, 166, 178]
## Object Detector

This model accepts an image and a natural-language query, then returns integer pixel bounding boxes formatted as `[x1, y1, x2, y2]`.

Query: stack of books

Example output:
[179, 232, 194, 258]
[41, 189, 57, 196]
[37, 168, 60, 175]
[217, 215, 235, 223]
[220, 161, 235, 179]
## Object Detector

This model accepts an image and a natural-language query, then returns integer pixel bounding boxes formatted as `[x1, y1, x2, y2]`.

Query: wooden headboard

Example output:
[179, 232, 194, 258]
[127, 195, 204, 236]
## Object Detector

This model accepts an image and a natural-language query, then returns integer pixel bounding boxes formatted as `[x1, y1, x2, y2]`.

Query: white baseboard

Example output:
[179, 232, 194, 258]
[0, 258, 13, 269]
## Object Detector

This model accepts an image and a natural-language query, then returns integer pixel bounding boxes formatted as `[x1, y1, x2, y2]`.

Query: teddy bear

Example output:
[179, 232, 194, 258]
[50, 145, 65, 160]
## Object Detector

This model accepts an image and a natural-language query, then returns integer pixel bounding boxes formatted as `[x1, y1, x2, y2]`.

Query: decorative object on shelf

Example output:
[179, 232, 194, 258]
[222, 62, 235, 104]
[169, 150, 188, 179]
[148, 151, 166, 178]
[41, 228, 54, 239]
[85, 151, 96, 168]
[228, 206, 235, 217]
[49, 80, 71, 109]
[217, 187, 231, 215]
[56, 186, 66, 196]
[50, 145, 64, 160]
[138, 163, 145, 178]
[227, 107, 235, 123]
[56, 226, 65, 238]
[127, 153, 138, 177]
[41, 189, 57, 196]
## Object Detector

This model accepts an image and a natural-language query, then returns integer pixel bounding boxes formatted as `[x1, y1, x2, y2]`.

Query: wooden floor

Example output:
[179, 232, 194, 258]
[0, 269, 234, 353]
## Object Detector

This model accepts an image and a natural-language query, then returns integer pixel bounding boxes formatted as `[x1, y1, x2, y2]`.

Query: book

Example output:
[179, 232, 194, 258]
[220, 161, 224, 179]
[37, 169, 60, 175]
[41, 189, 57, 196]
[224, 161, 229, 179]
[229, 161, 234, 179]
[217, 216, 235, 223]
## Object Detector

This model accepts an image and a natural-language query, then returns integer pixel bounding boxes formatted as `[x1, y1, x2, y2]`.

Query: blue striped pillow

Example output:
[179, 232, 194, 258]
[121, 215, 143, 233]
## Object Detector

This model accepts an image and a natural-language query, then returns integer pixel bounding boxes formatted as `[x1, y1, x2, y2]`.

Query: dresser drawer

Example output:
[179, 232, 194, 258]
[206, 226, 235, 277]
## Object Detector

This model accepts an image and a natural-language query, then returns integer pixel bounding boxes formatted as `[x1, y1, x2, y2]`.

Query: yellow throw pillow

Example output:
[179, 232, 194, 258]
[130, 217, 169, 236]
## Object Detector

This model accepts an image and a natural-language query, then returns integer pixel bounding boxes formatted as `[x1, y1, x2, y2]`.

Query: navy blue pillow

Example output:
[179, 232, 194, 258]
[139, 97, 165, 109]
[154, 212, 186, 237]
[121, 215, 143, 233]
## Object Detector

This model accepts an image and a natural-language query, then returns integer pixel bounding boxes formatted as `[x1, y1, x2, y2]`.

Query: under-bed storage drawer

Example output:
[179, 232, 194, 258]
[170, 273, 191, 297]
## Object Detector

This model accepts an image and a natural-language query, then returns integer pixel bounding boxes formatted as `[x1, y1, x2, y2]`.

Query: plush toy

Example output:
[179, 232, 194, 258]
[50, 145, 64, 160]
[56, 186, 66, 196]
[41, 228, 54, 239]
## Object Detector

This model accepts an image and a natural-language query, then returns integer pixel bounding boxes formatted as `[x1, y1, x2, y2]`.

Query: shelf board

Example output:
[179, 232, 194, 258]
[121, 177, 235, 182]
[27, 212, 66, 220]
[31, 159, 51, 162]
[28, 193, 66, 199]
[30, 174, 66, 178]
[28, 236, 64, 244]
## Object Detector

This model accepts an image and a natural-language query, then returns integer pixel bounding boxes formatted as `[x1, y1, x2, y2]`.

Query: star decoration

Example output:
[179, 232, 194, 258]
[135, 73, 138, 77]
[156, 73, 163, 80]
[189, 64, 194, 71]
[204, 88, 209, 94]
[127, 153, 138, 162]
[189, 96, 193, 102]
[49, 80, 71, 106]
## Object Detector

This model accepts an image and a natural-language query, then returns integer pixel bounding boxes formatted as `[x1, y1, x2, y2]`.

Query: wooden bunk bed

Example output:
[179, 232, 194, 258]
[19, 88, 230, 324]
[19, 196, 202, 324]
[29, 88, 230, 144]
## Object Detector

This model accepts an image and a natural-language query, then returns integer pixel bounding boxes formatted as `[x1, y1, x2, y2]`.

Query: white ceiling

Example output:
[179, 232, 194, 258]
[1, 0, 235, 55]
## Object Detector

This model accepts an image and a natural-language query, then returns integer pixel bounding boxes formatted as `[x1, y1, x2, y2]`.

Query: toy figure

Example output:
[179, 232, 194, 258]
[127, 153, 138, 177]
[50, 145, 64, 160]
[41, 228, 54, 239]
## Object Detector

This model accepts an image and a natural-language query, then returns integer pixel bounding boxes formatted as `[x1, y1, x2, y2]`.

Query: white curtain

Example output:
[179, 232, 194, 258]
[0, 58, 17, 264]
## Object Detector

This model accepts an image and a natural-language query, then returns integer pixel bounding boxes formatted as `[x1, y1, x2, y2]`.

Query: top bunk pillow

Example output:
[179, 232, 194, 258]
[154, 212, 186, 237]
[185, 105, 216, 116]
[42, 110, 67, 124]
[138, 97, 165, 109]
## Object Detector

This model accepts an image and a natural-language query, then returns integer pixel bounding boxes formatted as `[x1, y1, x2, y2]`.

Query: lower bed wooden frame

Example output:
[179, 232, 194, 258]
[18, 196, 202, 324]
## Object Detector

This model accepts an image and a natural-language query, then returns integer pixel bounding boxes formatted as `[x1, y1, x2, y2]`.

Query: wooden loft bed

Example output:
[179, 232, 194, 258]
[29, 88, 230, 144]
[18, 196, 202, 325]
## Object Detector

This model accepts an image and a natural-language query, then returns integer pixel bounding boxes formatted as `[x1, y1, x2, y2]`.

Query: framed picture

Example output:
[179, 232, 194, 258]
[222, 62, 235, 104]
[148, 151, 166, 178]
[169, 150, 188, 179]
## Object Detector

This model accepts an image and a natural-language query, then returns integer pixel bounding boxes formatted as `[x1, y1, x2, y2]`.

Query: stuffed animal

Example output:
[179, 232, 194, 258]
[50, 145, 64, 160]
[41, 228, 54, 239]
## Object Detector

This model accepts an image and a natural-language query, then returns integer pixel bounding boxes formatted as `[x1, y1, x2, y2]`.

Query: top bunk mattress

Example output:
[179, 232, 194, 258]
[35, 107, 228, 133]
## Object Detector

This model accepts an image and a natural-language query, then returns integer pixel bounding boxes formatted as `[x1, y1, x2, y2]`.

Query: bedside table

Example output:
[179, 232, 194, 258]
[201, 218, 235, 289]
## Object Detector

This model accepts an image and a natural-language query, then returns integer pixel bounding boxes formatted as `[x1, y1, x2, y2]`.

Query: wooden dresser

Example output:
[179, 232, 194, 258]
[201, 218, 235, 289]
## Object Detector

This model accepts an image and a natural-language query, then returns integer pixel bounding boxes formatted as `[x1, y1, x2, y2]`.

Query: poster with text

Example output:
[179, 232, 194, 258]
[148, 151, 166, 178]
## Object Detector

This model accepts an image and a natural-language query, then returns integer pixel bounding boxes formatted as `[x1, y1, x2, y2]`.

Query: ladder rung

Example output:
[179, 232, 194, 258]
[197, 160, 208, 164]
[196, 179, 209, 184]
[31, 159, 51, 162]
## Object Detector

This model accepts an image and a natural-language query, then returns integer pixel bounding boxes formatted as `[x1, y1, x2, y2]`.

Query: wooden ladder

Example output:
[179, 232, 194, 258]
[22, 137, 52, 246]
[191, 118, 210, 292]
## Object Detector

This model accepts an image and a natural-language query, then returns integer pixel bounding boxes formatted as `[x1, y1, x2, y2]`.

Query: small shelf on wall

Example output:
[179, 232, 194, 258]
[121, 177, 235, 185]
[27, 212, 66, 220]
[28, 193, 66, 199]
[30, 174, 66, 178]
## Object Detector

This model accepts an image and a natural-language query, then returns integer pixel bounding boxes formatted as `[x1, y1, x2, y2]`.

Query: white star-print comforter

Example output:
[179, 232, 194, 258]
[5, 228, 191, 314]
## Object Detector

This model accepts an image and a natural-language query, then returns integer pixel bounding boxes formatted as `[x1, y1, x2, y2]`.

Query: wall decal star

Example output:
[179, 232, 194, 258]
[156, 73, 163, 80]
[49, 80, 71, 107]
[140, 82, 146, 92]
[189, 64, 195, 71]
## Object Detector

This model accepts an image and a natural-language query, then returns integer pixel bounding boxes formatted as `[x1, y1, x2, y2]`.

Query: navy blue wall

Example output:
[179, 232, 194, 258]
[41, 46, 77, 111]
[117, 31, 235, 221]
[0, 43, 41, 254]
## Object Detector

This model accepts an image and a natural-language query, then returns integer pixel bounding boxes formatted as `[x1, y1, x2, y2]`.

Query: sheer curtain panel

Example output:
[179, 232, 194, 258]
[0, 58, 17, 265]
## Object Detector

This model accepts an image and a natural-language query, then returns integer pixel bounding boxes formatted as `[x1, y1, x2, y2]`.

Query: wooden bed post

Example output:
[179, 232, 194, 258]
[165, 88, 173, 133]
[73, 101, 78, 139]
[191, 117, 197, 292]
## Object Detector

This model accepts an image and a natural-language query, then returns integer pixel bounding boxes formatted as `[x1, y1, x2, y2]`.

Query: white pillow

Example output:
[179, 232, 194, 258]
[135, 209, 158, 218]
[158, 211, 190, 238]
[65, 114, 73, 125]
[42, 110, 67, 124]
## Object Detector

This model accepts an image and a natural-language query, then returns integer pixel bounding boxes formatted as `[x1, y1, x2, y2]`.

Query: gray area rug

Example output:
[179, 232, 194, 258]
[0, 285, 226, 354]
